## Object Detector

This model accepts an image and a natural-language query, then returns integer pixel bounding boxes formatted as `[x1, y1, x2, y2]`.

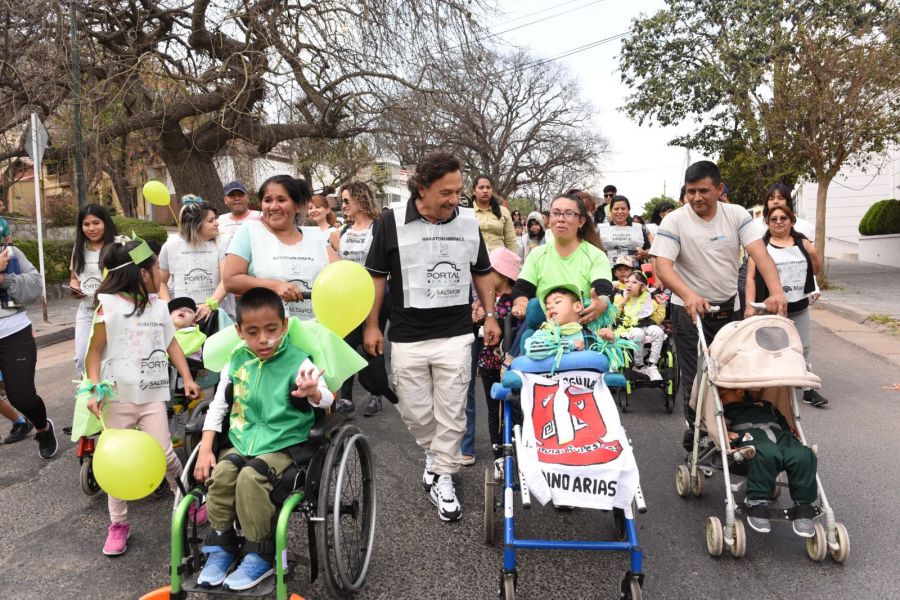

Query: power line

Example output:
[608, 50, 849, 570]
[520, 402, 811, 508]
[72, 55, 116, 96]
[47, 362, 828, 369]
[449, 0, 608, 51]
[493, 0, 587, 27]
[496, 31, 630, 74]
[489, 0, 609, 39]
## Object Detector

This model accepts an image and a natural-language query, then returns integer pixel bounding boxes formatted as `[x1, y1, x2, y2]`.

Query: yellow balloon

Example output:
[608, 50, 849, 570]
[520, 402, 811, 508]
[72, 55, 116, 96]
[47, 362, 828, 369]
[142, 180, 171, 206]
[312, 261, 375, 338]
[93, 428, 167, 500]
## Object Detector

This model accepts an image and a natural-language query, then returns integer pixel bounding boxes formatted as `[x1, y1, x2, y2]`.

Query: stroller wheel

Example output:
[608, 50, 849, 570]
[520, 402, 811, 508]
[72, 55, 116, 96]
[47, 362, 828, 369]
[730, 520, 747, 558]
[690, 469, 705, 497]
[705, 516, 723, 556]
[806, 523, 827, 562]
[675, 465, 690, 498]
[830, 522, 850, 563]
[80, 457, 102, 497]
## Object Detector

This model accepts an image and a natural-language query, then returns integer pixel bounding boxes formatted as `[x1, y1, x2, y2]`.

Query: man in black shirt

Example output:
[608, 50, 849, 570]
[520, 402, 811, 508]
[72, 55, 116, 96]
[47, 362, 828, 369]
[365, 151, 499, 522]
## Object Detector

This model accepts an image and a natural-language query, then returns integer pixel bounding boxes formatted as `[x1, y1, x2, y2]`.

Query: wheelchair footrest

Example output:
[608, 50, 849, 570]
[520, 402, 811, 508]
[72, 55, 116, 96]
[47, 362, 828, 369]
[179, 554, 296, 597]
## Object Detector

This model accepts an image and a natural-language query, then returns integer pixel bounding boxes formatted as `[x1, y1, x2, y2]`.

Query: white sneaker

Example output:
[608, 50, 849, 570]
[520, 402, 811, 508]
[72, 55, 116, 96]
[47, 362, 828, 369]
[422, 468, 437, 493]
[429, 474, 462, 521]
[644, 364, 662, 381]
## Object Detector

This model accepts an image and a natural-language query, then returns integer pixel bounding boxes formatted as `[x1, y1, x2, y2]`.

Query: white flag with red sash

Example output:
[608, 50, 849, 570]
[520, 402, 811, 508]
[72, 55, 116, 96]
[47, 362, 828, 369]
[515, 369, 640, 511]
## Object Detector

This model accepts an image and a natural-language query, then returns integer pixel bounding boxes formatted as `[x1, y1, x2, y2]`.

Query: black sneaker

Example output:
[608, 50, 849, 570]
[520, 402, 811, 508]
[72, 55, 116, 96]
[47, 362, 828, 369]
[35, 419, 59, 459]
[362, 395, 382, 417]
[802, 390, 828, 407]
[4, 419, 34, 444]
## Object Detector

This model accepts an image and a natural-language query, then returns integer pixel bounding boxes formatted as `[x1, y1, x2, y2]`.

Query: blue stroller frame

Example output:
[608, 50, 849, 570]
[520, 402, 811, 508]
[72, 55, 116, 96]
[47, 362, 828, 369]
[488, 332, 647, 599]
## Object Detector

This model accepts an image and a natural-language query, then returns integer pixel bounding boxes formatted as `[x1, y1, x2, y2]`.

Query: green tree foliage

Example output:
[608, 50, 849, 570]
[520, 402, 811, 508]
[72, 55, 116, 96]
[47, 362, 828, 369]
[641, 195, 679, 222]
[620, 0, 900, 255]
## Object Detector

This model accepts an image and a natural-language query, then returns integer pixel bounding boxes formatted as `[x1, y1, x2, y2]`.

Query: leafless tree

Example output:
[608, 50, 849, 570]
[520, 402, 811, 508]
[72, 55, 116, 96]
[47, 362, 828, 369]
[382, 48, 607, 200]
[0, 1, 487, 212]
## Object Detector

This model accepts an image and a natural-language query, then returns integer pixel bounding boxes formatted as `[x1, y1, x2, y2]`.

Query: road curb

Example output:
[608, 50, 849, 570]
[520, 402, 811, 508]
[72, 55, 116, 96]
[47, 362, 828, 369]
[814, 299, 871, 324]
[35, 326, 75, 349]
[810, 307, 900, 368]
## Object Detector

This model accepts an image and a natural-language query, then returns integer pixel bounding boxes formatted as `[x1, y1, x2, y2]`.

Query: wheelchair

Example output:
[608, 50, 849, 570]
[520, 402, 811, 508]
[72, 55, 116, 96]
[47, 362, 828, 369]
[614, 320, 679, 414]
[485, 299, 647, 599]
[159, 383, 377, 600]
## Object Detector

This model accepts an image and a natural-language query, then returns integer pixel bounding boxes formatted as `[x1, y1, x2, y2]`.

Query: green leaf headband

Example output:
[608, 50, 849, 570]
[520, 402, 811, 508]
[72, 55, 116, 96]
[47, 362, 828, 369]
[104, 232, 154, 275]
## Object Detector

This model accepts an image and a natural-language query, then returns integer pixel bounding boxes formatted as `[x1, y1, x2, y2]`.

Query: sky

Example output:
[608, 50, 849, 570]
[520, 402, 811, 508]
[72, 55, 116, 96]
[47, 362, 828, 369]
[490, 0, 706, 211]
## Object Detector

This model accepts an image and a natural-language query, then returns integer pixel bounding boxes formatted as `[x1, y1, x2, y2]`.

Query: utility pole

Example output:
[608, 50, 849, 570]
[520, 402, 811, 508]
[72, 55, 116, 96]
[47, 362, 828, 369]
[70, 1, 87, 208]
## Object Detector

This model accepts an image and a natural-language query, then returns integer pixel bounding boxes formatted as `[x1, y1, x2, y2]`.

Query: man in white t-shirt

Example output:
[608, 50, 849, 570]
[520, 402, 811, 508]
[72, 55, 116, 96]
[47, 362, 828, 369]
[650, 161, 787, 447]
[217, 181, 262, 248]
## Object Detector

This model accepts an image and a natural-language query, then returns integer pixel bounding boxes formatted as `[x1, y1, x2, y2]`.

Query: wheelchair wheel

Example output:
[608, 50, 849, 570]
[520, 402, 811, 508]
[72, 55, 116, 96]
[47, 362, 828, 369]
[80, 457, 102, 497]
[316, 424, 376, 598]
[182, 400, 210, 459]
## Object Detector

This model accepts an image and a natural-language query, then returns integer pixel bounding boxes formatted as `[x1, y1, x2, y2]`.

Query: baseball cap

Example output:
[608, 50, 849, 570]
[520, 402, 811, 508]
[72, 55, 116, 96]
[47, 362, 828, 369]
[168, 297, 197, 313]
[613, 255, 635, 269]
[223, 181, 247, 195]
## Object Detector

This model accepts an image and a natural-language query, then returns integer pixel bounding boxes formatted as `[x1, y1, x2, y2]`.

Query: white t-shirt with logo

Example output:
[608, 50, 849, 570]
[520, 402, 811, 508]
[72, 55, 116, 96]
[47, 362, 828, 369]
[227, 220, 329, 320]
[650, 203, 764, 306]
[217, 210, 262, 250]
[158, 235, 226, 303]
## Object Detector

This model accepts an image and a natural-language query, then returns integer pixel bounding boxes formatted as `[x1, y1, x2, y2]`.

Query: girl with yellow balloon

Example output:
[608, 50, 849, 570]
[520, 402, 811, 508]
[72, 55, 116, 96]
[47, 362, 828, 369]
[78, 236, 201, 557]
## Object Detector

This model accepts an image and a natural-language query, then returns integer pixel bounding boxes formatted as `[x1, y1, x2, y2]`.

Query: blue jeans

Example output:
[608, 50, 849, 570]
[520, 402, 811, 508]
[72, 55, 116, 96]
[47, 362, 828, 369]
[460, 337, 483, 457]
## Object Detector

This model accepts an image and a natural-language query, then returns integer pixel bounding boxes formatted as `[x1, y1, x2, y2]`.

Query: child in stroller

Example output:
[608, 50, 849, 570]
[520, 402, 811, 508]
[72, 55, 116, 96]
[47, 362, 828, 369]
[719, 386, 817, 536]
[679, 313, 849, 562]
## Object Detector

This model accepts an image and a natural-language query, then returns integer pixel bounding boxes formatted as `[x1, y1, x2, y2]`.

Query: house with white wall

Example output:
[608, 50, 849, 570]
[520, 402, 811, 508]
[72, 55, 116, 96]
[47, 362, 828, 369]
[794, 147, 900, 261]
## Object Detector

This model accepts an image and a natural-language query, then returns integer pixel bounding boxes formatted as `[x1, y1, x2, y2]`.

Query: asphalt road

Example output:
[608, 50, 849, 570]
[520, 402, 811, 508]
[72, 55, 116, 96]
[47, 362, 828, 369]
[1, 323, 898, 600]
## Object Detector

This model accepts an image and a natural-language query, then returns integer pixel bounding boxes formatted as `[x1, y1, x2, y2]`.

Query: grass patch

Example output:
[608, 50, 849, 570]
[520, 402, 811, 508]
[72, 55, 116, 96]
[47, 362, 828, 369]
[867, 313, 900, 335]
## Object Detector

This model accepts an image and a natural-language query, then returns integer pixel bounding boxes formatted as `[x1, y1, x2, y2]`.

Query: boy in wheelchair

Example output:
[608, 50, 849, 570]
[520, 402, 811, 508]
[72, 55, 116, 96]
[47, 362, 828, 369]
[719, 386, 817, 537]
[525, 287, 615, 357]
[192, 288, 334, 591]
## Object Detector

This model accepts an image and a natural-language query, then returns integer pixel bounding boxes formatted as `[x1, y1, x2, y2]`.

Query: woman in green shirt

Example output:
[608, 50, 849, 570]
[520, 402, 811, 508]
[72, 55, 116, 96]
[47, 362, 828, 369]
[510, 193, 613, 324]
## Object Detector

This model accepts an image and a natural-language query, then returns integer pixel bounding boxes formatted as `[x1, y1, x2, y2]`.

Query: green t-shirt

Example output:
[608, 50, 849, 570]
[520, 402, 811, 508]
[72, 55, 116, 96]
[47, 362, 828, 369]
[518, 240, 612, 307]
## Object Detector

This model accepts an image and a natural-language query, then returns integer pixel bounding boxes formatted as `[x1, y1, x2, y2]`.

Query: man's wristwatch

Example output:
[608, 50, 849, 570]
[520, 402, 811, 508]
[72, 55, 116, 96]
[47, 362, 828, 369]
[485, 312, 497, 319]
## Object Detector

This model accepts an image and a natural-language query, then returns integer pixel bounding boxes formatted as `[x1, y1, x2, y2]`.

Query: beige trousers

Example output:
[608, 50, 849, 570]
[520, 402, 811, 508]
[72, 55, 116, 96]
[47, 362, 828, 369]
[390, 333, 474, 475]
[104, 401, 182, 523]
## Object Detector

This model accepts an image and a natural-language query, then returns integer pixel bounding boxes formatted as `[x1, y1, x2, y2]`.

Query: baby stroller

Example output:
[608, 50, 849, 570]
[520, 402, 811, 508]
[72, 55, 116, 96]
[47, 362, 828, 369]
[675, 310, 849, 562]
[486, 299, 647, 599]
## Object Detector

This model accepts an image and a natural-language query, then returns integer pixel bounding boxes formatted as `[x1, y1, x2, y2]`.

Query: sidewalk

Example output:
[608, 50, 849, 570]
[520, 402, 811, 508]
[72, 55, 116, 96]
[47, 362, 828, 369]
[816, 258, 900, 322]
[25, 293, 83, 348]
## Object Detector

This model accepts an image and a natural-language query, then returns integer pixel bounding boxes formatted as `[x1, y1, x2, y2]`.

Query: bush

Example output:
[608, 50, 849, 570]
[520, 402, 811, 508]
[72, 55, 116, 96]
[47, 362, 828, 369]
[45, 193, 79, 227]
[13, 217, 167, 283]
[111, 216, 168, 245]
[859, 199, 900, 236]
[16, 239, 74, 283]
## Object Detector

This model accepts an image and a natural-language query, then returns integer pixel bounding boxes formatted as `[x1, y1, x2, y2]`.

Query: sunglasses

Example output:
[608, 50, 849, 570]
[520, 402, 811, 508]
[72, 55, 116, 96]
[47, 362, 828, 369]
[603, 193, 615, 198]
[768, 216, 791, 223]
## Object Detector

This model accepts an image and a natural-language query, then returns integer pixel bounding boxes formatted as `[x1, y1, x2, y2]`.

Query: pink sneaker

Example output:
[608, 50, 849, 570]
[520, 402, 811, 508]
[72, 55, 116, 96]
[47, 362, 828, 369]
[189, 502, 208, 526]
[103, 522, 130, 556]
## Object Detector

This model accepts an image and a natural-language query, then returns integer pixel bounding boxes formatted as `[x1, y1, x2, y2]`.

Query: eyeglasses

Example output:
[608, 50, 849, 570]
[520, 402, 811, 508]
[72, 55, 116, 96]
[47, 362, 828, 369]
[768, 216, 791, 223]
[550, 210, 581, 220]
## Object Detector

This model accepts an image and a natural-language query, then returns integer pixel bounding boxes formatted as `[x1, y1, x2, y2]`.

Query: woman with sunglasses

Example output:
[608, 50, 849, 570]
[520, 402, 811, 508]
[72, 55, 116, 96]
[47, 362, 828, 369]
[510, 193, 613, 324]
[328, 182, 396, 417]
[745, 205, 826, 407]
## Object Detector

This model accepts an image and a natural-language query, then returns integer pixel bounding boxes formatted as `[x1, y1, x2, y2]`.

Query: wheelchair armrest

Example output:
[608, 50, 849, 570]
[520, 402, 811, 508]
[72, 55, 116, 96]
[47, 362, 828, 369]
[308, 413, 348, 448]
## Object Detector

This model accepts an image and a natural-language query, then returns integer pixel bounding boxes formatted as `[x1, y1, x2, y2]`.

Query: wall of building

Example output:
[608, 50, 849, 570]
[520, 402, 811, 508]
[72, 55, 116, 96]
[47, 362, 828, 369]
[795, 148, 899, 259]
